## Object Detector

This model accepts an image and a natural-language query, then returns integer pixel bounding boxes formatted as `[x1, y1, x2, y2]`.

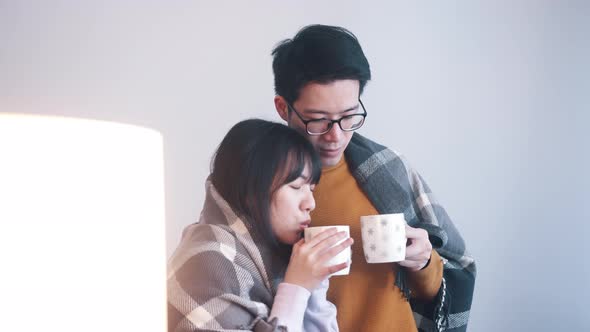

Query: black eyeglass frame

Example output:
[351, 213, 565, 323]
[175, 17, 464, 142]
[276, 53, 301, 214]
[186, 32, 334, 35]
[286, 99, 368, 136]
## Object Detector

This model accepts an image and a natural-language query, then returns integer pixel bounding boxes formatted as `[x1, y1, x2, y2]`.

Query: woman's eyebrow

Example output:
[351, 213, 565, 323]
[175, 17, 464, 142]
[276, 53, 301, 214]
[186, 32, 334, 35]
[299, 174, 313, 182]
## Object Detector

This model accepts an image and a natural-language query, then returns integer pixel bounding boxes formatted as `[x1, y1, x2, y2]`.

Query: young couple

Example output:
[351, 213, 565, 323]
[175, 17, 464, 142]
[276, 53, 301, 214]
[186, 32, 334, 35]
[168, 25, 476, 332]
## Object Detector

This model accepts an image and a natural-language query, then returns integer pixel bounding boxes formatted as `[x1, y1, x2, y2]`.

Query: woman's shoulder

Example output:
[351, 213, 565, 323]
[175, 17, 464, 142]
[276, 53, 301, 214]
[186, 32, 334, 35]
[168, 222, 241, 275]
[180, 222, 236, 244]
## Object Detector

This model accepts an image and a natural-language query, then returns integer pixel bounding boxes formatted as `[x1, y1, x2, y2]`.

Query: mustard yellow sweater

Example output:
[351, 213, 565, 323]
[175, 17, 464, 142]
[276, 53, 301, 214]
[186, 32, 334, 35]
[311, 157, 443, 332]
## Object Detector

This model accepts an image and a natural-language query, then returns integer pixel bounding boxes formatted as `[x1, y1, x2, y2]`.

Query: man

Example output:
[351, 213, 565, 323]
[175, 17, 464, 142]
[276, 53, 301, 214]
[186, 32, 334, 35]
[271, 25, 476, 332]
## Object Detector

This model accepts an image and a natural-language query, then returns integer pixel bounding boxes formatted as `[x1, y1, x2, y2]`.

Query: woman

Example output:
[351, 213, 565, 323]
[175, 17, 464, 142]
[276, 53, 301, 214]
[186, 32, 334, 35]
[167, 119, 353, 332]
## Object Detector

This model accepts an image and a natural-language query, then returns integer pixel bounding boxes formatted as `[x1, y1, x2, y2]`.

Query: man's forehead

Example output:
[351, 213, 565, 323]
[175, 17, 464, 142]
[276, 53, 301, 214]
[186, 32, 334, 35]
[295, 80, 359, 103]
[300, 105, 360, 115]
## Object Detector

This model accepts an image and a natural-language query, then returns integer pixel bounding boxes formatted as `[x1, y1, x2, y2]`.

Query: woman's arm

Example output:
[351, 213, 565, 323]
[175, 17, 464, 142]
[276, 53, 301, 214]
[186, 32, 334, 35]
[302, 278, 339, 332]
[269, 279, 339, 332]
[269, 283, 311, 332]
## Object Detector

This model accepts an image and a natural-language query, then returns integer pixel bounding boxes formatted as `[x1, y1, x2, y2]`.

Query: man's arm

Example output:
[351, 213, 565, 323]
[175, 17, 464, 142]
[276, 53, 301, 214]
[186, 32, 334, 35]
[345, 133, 476, 331]
[406, 249, 444, 301]
[404, 160, 476, 332]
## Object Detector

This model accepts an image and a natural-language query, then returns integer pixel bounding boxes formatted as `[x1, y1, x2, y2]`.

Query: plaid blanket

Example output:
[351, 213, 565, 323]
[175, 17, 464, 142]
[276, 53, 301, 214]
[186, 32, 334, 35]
[345, 133, 477, 332]
[167, 181, 289, 332]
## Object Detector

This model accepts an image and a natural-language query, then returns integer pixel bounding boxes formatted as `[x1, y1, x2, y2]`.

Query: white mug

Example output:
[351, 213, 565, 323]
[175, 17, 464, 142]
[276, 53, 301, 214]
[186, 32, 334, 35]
[360, 213, 406, 263]
[304, 225, 351, 276]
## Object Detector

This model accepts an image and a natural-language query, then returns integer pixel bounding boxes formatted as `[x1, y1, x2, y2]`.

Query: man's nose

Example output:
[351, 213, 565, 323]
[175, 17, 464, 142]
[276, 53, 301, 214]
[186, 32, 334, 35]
[321, 123, 344, 142]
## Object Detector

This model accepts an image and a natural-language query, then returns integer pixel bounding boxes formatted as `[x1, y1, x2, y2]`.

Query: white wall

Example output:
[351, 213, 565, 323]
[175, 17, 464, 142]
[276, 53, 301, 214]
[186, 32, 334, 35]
[1, 1, 588, 331]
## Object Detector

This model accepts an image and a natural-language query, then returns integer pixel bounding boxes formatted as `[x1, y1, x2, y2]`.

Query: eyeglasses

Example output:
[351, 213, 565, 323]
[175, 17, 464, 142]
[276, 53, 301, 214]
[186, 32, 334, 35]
[287, 99, 368, 135]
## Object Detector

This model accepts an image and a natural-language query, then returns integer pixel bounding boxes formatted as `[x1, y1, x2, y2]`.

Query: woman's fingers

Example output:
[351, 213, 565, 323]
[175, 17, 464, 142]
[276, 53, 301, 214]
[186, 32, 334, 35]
[304, 227, 339, 248]
[317, 237, 353, 262]
[290, 238, 305, 253]
[308, 230, 348, 253]
[324, 261, 349, 275]
[285, 230, 354, 290]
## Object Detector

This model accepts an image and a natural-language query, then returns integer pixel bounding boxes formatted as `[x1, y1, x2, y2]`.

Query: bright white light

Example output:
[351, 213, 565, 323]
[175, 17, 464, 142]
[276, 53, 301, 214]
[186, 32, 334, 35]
[0, 114, 167, 332]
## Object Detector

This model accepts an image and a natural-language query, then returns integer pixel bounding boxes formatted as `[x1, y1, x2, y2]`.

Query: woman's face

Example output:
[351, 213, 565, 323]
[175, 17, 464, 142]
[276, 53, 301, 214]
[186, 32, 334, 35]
[269, 165, 316, 245]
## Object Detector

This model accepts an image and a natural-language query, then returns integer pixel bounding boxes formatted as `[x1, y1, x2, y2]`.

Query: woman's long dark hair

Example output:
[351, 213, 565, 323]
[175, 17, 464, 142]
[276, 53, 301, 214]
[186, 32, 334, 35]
[210, 119, 321, 249]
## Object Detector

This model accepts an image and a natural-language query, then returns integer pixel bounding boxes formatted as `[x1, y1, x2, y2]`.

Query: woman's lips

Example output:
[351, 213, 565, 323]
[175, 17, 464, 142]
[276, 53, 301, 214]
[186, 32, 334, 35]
[299, 220, 311, 230]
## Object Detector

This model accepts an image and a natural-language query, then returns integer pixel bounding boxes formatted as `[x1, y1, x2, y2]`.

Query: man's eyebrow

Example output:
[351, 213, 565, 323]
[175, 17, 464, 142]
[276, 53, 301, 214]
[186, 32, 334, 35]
[304, 105, 360, 115]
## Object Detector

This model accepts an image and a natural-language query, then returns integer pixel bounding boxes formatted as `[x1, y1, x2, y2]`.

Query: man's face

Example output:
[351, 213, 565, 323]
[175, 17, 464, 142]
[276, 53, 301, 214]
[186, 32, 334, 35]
[275, 79, 361, 167]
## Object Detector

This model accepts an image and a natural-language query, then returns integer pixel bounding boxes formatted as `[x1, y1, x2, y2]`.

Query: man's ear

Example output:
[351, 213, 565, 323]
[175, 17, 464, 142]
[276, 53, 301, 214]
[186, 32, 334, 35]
[274, 96, 289, 122]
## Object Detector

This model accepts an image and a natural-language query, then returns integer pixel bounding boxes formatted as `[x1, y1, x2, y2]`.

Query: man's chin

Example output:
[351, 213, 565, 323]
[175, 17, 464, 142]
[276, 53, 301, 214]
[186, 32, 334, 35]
[320, 155, 342, 168]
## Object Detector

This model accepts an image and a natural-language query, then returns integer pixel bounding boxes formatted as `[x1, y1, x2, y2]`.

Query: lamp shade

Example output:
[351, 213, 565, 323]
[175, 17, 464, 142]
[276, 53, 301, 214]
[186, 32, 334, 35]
[0, 114, 167, 331]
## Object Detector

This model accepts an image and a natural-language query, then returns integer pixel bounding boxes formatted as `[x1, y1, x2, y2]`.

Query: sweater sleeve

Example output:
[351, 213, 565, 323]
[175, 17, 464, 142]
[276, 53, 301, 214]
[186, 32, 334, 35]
[302, 279, 339, 332]
[269, 283, 311, 332]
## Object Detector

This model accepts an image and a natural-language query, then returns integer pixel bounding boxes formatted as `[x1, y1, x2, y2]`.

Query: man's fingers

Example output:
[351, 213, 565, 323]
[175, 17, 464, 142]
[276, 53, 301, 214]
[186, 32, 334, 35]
[404, 241, 422, 258]
[405, 225, 428, 240]
[404, 225, 431, 258]
[401, 235, 431, 272]
[406, 240, 431, 258]
[398, 259, 422, 270]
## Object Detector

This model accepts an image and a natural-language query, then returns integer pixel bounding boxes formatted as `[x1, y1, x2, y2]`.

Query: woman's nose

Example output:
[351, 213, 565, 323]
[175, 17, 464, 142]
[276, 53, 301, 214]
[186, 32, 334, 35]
[302, 189, 316, 212]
